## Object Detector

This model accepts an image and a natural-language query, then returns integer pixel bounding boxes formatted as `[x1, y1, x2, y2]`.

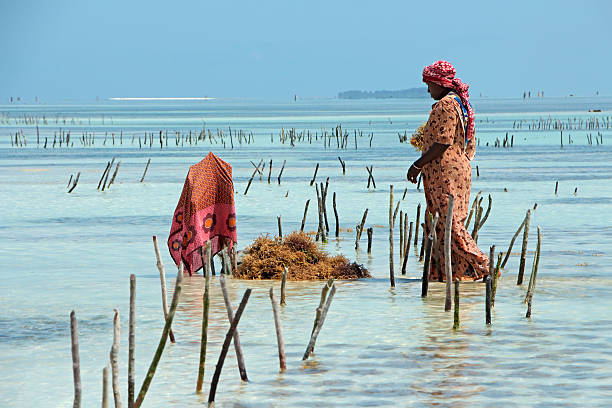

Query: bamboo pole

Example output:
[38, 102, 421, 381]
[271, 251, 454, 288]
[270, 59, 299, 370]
[300, 199, 310, 232]
[269, 288, 287, 372]
[152, 236, 175, 343]
[110, 309, 122, 408]
[517, 210, 531, 285]
[280, 267, 287, 306]
[501, 215, 526, 269]
[303, 283, 336, 360]
[219, 275, 249, 382]
[208, 289, 252, 404]
[453, 281, 460, 330]
[128, 275, 136, 408]
[196, 244, 211, 394]
[70, 311, 81, 408]
[525, 226, 542, 318]
[139, 158, 150, 183]
[134, 267, 183, 408]
[444, 194, 455, 311]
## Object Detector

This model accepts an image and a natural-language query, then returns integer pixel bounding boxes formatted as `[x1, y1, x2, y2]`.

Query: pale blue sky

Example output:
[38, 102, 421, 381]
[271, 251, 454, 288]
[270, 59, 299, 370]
[1, 0, 610, 100]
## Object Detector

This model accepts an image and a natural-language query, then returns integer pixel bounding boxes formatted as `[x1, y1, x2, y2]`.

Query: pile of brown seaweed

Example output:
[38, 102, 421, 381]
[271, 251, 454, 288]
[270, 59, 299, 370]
[234, 232, 370, 280]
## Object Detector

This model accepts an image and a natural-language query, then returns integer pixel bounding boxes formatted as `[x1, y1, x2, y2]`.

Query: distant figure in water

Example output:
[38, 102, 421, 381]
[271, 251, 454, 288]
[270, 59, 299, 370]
[407, 60, 489, 281]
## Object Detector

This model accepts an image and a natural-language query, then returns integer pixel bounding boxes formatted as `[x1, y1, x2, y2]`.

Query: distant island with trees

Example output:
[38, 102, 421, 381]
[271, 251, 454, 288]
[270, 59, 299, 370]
[338, 87, 428, 99]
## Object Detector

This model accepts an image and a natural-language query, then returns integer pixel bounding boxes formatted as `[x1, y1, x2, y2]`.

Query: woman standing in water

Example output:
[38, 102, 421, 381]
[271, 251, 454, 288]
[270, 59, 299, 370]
[407, 60, 489, 281]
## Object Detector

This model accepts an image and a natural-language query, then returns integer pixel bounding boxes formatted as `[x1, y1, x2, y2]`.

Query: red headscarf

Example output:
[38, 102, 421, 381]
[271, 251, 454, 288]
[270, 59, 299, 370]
[422, 60, 475, 141]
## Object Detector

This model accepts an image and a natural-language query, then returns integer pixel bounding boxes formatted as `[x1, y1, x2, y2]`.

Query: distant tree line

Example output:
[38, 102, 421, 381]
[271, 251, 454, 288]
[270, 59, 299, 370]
[338, 88, 428, 99]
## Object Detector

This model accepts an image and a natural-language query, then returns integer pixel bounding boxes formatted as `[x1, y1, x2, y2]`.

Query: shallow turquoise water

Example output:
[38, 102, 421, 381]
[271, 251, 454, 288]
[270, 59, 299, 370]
[1, 97, 611, 407]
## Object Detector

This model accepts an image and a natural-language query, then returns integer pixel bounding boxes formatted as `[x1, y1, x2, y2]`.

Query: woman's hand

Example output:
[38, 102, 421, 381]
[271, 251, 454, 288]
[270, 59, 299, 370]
[407, 164, 421, 183]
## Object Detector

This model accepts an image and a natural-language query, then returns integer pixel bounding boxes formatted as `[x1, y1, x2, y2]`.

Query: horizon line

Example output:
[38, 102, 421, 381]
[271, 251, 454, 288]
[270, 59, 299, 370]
[109, 97, 216, 101]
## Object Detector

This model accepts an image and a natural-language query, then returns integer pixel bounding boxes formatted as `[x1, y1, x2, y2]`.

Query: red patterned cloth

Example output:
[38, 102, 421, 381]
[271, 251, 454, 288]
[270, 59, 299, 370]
[168, 152, 237, 275]
[422, 60, 475, 142]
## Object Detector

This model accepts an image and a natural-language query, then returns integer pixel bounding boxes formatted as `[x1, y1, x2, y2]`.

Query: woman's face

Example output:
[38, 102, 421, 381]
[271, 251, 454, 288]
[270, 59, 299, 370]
[426, 81, 449, 100]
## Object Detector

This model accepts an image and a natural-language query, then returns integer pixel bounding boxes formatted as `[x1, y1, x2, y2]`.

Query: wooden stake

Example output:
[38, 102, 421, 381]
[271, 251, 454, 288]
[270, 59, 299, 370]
[525, 226, 542, 318]
[110, 309, 122, 408]
[414, 204, 421, 246]
[389, 185, 400, 288]
[333, 192, 339, 238]
[196, 244, 211, 393]
[128, 275, 136, 408]
[152, 236, 175, 342]
[303, 283, 336, 360]
[208, 289, 252, 403]
[280, 267, 287, 306]
[444, 194, 455, 311]
[277, 216, 282, 239]
[422, 213, 439, 297]
[98, 161, 111, 190]
[102, 365, 109, 408]
[367, 227, 373, 254]
[277, 159, 286, 185]
[517, 209, 531, 285]
[70, 311, 81, 408]
[485, 276, 492, 325]
[300, 199, 310, 232]
[269, 288, 287, 372]
[453, 281, 460, 330]
[501, 216, 526, 269]
[134, 267, 183, 408]
[219, 275, 249, 382]
[355, 209, 368, 249]
[244, 159, 263, 195]
[310, 163, 319, 186]
[492, 252, 502, 307]
[267, 159, 272, 184]
[139, 158, 150, 183]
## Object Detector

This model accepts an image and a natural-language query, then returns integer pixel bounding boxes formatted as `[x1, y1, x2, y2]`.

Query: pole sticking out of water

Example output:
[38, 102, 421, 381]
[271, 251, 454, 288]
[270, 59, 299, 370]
[196, 243, 211, 394]
[389, 185, 400, 288]
[134, 266, 183, 408]
[277, 160, 286, 185]
[277, 216, 283, 239]
[310, 163, 319, 186]
[128, 275, 136, 408]
[525, 226, 542, 318]
[300, 199, 310, 232]
[303, 282, 336, 360]
[333, 192, 339, 238]
[485, 276, 492, 325]
[355, 209, 369, 249]
[501, 215, 526, 269]
[444, 194, 455, 311]
[517, 209, 531, 285]
[70, 311, 81, 408]
[453, 281, 460, 330]
[110, 309, 122, 408]
[219, 275, 249, 382]
[269, 288, 287, 372]
[152, 236, 175, 342]
[208, 289, 252, 404]
[367, 227, 373, 254]
[102, 365, 109, 408]
[140, 158, 150, 183]
[280, 267, 288, 306]
[492, 252, 502, 307]
[422, 213, 439, 297]
[414, 204, 421, 246]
